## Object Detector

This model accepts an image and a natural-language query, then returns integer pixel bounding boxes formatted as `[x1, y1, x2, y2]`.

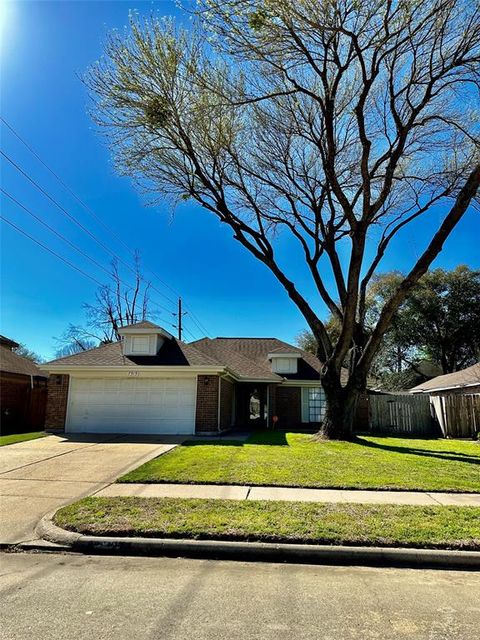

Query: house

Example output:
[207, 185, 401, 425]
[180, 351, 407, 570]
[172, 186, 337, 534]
[411, 363, 480, 437]
[43, 321, 334, 435]
[0, 335, 48, 433]
[410, 362, 480, 396]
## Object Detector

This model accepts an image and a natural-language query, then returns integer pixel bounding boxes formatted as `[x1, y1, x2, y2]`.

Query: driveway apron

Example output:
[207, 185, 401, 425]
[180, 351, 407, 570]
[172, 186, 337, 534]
[0, 434, 178, 544]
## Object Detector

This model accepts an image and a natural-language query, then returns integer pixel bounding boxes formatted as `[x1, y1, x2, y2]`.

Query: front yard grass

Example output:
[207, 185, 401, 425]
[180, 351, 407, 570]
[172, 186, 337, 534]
[54, 496, 480, 550]
[119, 431, 480, 493]
[0, 431, 46, 447]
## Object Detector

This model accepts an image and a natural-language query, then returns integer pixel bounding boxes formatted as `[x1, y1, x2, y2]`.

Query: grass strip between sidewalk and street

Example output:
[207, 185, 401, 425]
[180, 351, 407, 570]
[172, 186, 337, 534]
[118, 432, 480, 493]
[54, 497, 480, 551]
[0, 431, 46, 447]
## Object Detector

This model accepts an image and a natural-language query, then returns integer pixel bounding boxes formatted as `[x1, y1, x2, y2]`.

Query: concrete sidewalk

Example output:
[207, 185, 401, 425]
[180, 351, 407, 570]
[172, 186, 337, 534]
[95, 482, 480, 506]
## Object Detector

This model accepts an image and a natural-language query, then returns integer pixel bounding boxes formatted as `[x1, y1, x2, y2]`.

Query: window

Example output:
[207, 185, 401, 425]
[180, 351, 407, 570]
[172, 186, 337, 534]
[301, 387, 326, 423]
[130, 335, 150, 354]
[272, 357, 297, 374]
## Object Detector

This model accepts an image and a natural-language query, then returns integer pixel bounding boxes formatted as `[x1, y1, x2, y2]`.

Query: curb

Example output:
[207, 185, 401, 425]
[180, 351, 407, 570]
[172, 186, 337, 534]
[36, 513, 480, 569]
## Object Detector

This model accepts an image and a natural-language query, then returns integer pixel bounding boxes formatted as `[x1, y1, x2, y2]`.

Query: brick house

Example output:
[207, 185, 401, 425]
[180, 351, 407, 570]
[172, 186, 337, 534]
[43, 321, 335, 435]
[0, 335, 48, 433]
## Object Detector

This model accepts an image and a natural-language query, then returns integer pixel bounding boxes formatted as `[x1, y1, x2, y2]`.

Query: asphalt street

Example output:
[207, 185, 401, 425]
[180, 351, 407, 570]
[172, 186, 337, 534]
[1, 552, 479, 640]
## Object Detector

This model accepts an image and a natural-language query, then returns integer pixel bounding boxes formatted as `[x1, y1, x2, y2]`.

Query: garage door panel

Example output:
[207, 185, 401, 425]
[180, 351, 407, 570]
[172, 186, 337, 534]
[67, 377, 196, 434]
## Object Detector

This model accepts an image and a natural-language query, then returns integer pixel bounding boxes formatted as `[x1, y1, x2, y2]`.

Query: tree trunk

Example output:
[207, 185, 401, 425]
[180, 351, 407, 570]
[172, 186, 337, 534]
[316, 361, 364, 440]
[318, 383, 361, 440]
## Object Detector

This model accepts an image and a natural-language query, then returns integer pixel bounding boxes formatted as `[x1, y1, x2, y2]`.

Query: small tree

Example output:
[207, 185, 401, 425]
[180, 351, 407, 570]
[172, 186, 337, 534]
[87, 1, 480, 438]
[55, 257, 152, 356]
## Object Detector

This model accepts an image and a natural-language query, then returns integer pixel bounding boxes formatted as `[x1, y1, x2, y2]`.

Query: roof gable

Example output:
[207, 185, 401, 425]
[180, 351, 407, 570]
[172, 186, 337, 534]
[120, 320, 163, 330]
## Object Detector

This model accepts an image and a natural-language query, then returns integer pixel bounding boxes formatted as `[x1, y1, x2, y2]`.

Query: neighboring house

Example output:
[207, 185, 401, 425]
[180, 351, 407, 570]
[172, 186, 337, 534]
[410, 363, 480, 396]
[411, 363, 480, 437]
[0, 335, 48, 433]
[42, 321, 338, 435]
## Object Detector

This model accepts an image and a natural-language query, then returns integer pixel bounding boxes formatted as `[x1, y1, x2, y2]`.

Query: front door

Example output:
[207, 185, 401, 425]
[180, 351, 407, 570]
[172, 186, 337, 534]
[247, 386, 267, 428]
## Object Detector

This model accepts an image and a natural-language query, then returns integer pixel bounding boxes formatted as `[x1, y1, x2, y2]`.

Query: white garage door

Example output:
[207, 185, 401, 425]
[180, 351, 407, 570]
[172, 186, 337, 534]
[67, 377, 197, 434]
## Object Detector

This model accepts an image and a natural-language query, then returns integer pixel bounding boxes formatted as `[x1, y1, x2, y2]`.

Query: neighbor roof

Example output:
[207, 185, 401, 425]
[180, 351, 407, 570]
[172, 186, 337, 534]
[44, 339, 221, 368]
[0, 335, 20, 350]
[411, 363, 480, 393]
[0, 345, 47, 378]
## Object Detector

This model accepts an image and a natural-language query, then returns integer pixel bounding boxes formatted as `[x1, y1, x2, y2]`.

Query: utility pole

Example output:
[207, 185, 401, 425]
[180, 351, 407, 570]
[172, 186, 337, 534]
[178, 297, 182, 341]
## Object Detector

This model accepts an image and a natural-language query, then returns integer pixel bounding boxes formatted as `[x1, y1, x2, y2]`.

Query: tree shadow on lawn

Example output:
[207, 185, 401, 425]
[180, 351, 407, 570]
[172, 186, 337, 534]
[354, 436, 480, 466]
[182, 430, 293, 447]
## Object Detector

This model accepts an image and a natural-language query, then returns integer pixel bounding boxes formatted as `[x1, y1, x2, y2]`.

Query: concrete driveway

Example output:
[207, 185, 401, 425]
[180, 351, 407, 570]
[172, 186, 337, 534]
[0, 433, 180, 545]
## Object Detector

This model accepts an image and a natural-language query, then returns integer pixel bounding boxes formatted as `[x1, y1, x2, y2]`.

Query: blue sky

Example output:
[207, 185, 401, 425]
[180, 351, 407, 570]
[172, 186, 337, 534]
[1, 0, 479, 361]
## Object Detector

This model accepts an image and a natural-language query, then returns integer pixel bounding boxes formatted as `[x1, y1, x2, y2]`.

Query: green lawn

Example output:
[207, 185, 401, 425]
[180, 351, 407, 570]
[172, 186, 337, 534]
[0, 431, 46, 447]
[54, 496, 480, 550]
[119, 431, 480, 492]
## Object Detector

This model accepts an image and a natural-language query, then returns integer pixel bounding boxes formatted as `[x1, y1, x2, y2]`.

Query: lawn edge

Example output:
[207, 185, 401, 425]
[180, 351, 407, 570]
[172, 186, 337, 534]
[37, 511, 480, 569]
[116, 477, 480, 494]
[0, 431, 47, 447]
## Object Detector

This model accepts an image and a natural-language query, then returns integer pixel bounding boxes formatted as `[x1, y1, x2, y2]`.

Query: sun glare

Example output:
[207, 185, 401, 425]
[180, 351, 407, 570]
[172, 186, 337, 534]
[0, 0, 13, 39]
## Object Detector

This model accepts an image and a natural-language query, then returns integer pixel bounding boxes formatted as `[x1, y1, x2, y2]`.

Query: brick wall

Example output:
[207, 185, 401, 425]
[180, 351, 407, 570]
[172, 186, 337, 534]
[45, 374, 70, 431]
[267, 384, 277, 426]
[195, 375, 219, 433]
[219, 378, 234, 431]
[275, 386, 301, 429]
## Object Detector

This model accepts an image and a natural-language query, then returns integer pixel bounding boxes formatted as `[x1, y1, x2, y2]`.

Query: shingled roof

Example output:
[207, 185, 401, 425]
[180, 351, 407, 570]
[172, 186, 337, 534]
[118, 320, 164, 330]
[45, 339, 221, 368]
[44, 332, 335, 383]
[411, 362, 480, 393]
[0, 345, 47, 378]
[192, 337, 327, 382]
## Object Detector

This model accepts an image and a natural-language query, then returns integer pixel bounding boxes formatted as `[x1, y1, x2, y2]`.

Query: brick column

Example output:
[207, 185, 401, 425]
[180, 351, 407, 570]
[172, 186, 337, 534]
[219, 378, 234, 431]
[267, 383, 277, 428]
[195, 375, 219, 434]
[45, 374, 70, 431]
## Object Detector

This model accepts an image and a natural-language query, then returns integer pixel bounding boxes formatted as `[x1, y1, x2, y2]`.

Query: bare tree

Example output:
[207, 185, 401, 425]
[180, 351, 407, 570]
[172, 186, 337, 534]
[14, 344, 44, 364]
[87, 0, 480, 438]
[55, 256, 152, 356]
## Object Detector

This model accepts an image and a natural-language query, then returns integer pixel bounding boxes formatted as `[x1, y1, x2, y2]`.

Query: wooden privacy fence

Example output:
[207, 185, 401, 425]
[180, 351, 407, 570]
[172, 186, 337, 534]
[431, 394, 480, 438]
[369, 393, 433, 435]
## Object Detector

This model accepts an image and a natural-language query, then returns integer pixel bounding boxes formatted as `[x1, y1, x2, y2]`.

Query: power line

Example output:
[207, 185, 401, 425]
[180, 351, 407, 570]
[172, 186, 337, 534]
[0, 191, 177, 319]
[182, 326, 198, 342]
[1, 188, 112, 278]
[1, 115, 134, 254]
[1, 213, 179, 334]
[1, 149, 130, 267]
[0, 117, 211, 337]
[0, 214, 105, 287]
[0, 148, 178, 310]
[187, 312, 210, 338]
